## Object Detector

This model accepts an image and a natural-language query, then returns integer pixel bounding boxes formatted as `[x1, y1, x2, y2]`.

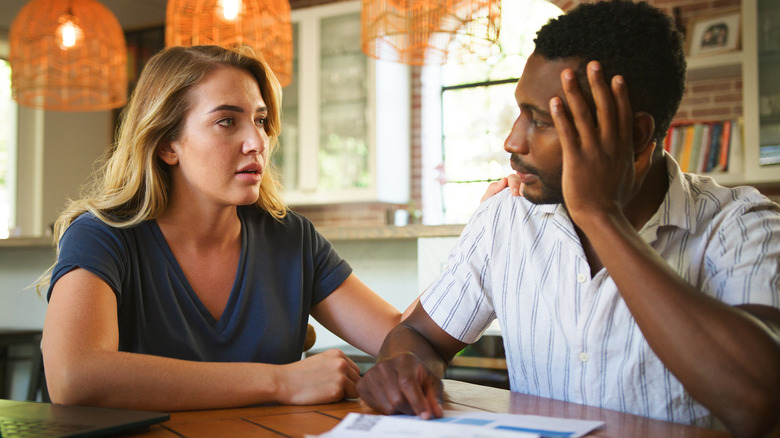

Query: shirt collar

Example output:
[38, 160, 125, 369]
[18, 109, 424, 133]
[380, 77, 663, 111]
[524, 152, 695, 242]
[639, 151, 698, 241]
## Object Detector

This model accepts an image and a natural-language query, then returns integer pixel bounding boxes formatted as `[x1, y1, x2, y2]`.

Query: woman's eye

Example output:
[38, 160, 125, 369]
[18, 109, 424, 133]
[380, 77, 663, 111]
[255, 117, 267, 127]
[217, 118, 234, 127]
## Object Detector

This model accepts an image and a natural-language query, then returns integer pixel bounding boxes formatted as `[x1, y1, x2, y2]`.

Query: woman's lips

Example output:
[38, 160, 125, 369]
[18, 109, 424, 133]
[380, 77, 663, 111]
[236, 170, 262, 183]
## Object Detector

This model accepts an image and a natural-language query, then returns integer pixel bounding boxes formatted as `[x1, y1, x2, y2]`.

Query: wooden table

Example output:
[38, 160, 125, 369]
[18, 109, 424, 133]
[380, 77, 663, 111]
[122, 379, 742, 437]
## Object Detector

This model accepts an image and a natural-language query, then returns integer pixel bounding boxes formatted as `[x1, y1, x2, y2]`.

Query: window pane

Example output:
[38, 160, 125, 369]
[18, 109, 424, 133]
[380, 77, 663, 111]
[442, 181, 493, 224]
[318, 12, 369, 191]
[277, 23, 299, 191]
[0, 59, 17, 239]
[442, 82, 516, 182]
[434, 0, 562, 224]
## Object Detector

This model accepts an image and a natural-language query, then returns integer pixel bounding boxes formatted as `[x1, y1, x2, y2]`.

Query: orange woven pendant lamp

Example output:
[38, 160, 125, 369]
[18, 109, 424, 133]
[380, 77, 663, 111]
[9, 0, 128, 111]
[361, 0, 501, 66]
[166, 0, 293, 87]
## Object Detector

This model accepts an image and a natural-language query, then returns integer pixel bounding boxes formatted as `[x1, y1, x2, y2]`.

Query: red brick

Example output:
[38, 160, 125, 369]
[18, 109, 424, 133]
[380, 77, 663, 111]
[691, 107, 732, 118]
[714, 93, 742, 103]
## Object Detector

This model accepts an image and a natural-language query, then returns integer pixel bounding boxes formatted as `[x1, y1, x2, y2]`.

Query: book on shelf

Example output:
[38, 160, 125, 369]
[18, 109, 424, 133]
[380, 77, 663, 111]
[664, 119, 741, 174]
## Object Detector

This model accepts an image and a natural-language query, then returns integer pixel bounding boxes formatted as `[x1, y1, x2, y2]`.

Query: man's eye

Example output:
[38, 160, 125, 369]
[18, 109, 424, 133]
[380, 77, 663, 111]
[217, 118, 234, 127]
[533, 119, 551, 128]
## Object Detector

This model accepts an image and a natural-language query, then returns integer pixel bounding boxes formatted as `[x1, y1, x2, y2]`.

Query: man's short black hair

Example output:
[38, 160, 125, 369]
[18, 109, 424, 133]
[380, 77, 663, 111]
[534, 0, 686, 144]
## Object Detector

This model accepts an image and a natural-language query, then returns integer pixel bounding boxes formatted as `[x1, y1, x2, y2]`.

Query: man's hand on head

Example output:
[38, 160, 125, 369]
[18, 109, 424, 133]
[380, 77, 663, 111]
[550, 60, 638, 227]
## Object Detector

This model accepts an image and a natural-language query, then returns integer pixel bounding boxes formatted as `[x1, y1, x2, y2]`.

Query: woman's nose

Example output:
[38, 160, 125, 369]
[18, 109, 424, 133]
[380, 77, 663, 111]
[244, 128, 267, 155]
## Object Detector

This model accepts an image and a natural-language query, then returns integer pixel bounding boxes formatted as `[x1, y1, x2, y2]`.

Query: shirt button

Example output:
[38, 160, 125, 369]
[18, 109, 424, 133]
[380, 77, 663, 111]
[577, 273, 587, 283]
[579, 352, 589, 363]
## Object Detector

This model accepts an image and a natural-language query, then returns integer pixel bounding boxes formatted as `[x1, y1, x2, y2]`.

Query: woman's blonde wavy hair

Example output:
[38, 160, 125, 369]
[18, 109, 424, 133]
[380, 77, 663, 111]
[36, 45, 286, 294]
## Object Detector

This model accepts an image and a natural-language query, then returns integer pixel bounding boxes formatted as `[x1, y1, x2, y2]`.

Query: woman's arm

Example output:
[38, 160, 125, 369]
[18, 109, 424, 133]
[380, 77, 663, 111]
[43, 268, 361, 411]
[310, 274, 402, 357]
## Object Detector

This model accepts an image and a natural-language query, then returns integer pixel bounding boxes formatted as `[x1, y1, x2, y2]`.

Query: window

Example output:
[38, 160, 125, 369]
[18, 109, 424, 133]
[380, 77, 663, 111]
[424, 0, 562, 224]
[0, 59, 17, 238]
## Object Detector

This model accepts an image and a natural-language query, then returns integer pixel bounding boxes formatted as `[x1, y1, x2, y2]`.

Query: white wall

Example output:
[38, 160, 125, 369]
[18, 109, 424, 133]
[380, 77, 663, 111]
[15, 108, 113, 237]
[0, 245, 54, 401]
[0, 246, 52, 328]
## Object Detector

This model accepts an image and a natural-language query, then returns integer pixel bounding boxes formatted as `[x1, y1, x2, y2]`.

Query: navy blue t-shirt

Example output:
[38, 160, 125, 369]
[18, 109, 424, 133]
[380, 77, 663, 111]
[47, 206, 352, 365]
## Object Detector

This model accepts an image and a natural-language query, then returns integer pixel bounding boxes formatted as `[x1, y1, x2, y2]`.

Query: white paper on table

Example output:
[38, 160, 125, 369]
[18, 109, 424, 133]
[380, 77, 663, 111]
[311, 410, 604, 438]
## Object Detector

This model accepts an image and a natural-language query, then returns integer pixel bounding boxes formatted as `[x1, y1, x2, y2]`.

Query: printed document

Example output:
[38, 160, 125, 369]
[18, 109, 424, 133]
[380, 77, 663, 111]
[313, 410, 604, 438]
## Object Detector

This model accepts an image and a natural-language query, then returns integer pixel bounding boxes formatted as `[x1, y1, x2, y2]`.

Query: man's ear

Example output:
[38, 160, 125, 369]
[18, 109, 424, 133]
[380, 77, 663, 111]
[632, 112, 656, 182]
[157, 140, 178, 166]
[632, 112, 655, 155]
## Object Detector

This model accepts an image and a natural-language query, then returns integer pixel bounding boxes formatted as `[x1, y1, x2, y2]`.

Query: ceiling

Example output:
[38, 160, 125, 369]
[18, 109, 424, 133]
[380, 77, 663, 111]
[0, 0, 168, 32]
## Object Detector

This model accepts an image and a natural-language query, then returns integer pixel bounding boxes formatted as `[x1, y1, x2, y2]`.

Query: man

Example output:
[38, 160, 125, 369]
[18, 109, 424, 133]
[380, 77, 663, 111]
[355, 1, 780, 437]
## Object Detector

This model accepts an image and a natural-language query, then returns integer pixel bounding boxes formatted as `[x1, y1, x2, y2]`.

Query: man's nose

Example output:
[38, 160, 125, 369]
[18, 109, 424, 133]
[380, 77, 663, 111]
[504, 118, 529, 155]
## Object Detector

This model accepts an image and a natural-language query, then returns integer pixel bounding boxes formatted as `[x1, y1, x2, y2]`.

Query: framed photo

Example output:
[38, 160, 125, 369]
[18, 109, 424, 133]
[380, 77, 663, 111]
[125, 26, 165, 94]
[686, 8, 741, 57]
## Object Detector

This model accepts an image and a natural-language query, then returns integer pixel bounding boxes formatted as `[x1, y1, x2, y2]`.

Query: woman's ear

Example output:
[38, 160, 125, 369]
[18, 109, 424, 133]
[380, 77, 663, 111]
[157, 140, 178, 166]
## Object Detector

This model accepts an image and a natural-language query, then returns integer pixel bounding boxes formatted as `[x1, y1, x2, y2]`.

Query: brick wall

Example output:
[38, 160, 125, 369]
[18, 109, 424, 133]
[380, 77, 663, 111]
[677, 78, 743, 120]
[668, 0, 743, 123]
[290, 0, 776, 225]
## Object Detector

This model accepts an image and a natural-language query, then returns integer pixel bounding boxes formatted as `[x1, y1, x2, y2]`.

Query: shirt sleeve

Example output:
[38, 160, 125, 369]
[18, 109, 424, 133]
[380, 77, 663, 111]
[421, 194, 501, 344]
[705, 200, 780, 308]
[47, 214, 128, 303]
[301, 216, 353, 306]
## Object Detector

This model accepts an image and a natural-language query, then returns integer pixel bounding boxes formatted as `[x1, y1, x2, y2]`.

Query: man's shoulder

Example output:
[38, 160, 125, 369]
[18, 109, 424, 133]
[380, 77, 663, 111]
[461, 189, 559, 246]
[478, 188, 543, 214]
[667, 173, 780, 238]
[684, 174, 777, 215]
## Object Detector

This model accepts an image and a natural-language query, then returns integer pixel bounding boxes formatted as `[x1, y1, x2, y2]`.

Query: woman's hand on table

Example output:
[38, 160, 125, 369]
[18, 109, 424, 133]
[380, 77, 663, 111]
[276, 349, 361, 405]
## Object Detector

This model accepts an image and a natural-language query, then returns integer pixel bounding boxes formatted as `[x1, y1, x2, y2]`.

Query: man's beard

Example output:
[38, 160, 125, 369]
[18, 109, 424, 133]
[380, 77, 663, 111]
[510, 154, 564, 205]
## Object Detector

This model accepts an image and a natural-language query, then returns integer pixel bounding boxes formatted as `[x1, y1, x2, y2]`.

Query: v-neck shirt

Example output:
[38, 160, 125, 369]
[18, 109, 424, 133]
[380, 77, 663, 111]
[48, 205, 352, 365]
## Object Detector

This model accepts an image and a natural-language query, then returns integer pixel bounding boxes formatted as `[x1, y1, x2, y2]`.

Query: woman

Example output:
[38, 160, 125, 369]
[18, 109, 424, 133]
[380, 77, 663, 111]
[38, 45, 402, 411]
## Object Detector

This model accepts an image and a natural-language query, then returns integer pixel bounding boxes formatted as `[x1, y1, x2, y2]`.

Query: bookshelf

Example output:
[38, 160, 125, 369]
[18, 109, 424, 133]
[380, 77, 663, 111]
[666, 120, 738, 176]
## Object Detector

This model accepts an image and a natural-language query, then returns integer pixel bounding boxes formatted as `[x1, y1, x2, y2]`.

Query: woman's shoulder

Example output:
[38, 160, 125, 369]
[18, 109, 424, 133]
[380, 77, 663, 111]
[67, 211, 116, 235]
[68, 211, 149, 234]
[63, 212, 155, 251]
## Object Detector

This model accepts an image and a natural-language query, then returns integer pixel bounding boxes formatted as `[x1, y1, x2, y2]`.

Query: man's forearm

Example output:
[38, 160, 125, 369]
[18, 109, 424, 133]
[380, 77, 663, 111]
[377, 323, 450, 377]
[583, 210, 780, 438]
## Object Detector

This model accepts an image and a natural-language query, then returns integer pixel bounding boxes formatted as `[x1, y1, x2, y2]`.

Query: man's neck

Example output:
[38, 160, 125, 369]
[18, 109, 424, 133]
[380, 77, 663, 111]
[574, 155, 669, 276]
[623, 155, 669, 231]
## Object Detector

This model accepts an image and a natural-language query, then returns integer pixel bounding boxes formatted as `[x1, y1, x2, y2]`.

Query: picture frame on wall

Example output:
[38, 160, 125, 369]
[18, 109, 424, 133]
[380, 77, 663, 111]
[112, 26, 165, 138]
[125, 26, 165, 95]
[686, 8, 741, 57]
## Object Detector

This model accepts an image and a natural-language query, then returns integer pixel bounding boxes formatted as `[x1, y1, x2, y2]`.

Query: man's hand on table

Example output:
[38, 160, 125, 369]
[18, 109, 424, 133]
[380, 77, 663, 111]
[357, 352, 444, 420]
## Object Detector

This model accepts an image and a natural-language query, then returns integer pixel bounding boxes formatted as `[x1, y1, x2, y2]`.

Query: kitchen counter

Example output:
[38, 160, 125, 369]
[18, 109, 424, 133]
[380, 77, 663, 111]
[0, 225, 465, 248]
[0, 236, 54, 249]
[316, 224, 464, 241]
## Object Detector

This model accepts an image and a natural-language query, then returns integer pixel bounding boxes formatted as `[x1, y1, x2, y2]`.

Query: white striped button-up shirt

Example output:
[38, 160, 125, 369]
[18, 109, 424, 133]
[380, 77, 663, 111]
[421, 154, 780, 427]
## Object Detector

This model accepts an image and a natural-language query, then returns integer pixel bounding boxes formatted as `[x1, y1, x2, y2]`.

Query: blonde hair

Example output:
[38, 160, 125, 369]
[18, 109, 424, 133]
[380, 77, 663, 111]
[36, 45, 286, 294]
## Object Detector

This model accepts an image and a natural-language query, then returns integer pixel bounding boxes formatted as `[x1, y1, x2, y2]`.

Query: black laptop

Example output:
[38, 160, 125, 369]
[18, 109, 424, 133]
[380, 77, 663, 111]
[0, 399, 169, 437]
